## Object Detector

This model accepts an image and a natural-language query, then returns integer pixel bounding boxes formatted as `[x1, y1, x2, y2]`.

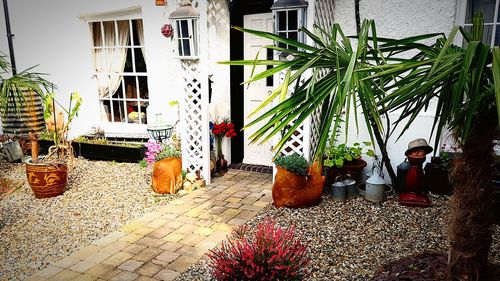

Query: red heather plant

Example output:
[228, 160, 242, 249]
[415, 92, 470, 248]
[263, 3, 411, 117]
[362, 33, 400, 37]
[207, 218, 310, 281]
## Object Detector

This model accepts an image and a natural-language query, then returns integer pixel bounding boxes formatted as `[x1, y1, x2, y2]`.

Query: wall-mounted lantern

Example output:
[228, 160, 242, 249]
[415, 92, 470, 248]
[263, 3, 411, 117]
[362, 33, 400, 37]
[155, 0, 166, 6]
[169, 0, 199, 59]
[271, 0, 308, 52]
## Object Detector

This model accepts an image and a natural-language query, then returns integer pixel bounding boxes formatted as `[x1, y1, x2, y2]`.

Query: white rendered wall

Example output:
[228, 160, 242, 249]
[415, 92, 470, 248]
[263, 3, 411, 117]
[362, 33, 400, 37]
[0, 1, 185, 139]
[330, 0, 459, 180]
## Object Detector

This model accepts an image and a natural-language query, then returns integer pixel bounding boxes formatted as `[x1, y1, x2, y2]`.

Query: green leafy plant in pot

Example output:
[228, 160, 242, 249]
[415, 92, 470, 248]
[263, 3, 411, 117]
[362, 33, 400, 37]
[25, 92, 82, 199]
[324, 142, 375, 184]
[0, 52, 53, 137]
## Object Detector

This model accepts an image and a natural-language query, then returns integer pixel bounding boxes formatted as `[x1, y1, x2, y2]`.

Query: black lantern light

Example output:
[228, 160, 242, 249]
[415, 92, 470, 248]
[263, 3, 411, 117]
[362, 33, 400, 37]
[271, 0, 308, 53]
[169, 0, 199, 59]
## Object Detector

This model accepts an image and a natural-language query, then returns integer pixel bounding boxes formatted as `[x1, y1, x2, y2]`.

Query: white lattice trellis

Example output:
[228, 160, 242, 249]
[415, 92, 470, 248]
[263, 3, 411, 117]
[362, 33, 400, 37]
[179, 0, 211, 183]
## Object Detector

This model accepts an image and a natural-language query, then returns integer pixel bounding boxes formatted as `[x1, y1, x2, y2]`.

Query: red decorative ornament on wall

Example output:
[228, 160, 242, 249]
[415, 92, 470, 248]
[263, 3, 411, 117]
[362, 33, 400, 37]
[161, 24, 174, 38]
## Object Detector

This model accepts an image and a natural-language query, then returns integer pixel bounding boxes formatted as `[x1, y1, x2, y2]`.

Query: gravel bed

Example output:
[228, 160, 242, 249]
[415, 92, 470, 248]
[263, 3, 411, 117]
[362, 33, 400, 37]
[0, 158, 175, 281]
[176, 194, 500, 281]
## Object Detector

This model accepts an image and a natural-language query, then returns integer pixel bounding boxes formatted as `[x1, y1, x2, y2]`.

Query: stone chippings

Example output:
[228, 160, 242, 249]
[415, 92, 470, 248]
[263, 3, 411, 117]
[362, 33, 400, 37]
[0, 158, 175, 281]
[176, 194, 500, 281]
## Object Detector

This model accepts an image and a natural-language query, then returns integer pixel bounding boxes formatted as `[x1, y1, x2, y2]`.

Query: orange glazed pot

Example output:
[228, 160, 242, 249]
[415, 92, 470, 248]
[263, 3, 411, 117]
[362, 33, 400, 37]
[272, 161, 325, 208]
[152, 157, 183, 194]
[25, 159, 68, 199]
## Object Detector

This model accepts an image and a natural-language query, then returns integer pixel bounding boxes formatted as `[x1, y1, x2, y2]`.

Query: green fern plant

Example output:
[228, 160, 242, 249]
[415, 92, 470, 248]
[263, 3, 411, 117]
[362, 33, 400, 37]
[274, 153, 309, 176]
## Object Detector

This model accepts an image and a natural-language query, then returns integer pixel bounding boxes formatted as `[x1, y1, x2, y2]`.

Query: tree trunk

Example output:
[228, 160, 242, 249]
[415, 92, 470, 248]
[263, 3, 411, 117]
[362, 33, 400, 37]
[448, 116, 496, 280]
[370, 118, 397, 185]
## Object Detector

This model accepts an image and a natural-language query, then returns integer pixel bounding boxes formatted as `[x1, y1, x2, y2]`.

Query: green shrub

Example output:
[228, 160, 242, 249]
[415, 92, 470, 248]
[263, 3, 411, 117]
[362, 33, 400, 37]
[156, 145, 181, 160]
[324, 142, 375, 168]
[274, 153, 309, 176]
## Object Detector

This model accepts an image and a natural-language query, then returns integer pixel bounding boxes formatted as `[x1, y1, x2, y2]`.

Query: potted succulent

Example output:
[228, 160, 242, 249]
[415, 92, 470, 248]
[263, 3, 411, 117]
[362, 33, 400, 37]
[147, 140, 183, 194]
[25, 92, 81, 199]
[272, 153, 324, 208]
[0, 52, 53, 137]
[323, 142, 375, 185]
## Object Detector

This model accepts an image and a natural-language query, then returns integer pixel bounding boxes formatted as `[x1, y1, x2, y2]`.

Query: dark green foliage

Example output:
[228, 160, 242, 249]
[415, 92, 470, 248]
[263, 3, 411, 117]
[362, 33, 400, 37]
[156, 145, 181, 160]
[274, 153, 309, 176]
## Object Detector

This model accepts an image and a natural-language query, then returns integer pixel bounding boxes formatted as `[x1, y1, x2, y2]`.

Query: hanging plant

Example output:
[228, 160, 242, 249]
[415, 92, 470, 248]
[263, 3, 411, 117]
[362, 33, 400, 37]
[161, 24, 174, 38]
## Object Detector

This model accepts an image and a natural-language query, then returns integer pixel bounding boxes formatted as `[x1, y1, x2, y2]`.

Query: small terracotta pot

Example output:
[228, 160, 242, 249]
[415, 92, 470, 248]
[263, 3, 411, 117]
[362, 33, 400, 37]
[25, 159, 67, 199]
[152, 157, 183, 194]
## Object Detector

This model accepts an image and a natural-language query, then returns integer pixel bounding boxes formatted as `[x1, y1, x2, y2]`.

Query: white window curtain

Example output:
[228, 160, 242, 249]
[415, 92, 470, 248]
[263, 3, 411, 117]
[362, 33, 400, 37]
[92, 21, 130, 98]
[135, 20, 147, 64]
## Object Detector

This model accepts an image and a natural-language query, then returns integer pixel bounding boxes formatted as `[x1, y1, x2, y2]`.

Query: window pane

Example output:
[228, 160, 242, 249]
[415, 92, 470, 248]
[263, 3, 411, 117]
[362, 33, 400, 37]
[178, 40, 184, 56]
[183, 39, 191, 56]
[289, 31, 298, 41]
[484, 24, 494, 44]
[466, 0, 496, 23]
[176, 21, 182, 38]
[113, 77, 124, 98]
[181, 20, 189, 38]
[279, 31, 287, 39]
[91, 22, 102, 47]
[134, 48, 146, 72]
[278, 11, 287, 31]
[124, 48, 133, 72]
[124, 76, 137, 99]
[112, 99, 126, 122]
[117, 20, 130, 46]
[126, 101, 146, 124]
[103, 21, 116, 46]
[100, 100, 111, 121]
[132, 19, 140, 46]
[288, 10, 298, 30]
[138, 76, 149, 99]
[495, 25, 500, 45]
[266, 48, 273, 86]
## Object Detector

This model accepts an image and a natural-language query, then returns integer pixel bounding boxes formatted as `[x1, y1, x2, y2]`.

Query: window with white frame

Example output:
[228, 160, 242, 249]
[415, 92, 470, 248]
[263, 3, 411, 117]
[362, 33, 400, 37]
[175, 19, 198, 58]
[90, 19, 149, 124]
[462, 0, 500, 46]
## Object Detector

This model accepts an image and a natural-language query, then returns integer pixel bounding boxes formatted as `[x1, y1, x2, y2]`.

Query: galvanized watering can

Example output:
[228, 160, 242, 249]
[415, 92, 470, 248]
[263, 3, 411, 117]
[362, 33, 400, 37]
[365, 162, 386, 203]
[342, 174, 357, 199]
[331, 176, 346, 202]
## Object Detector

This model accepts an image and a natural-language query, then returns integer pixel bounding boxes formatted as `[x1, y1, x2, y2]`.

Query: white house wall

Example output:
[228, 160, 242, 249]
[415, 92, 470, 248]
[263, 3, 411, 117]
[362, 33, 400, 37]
[331, 0, 459, 179]
[0, 0, 186, 138]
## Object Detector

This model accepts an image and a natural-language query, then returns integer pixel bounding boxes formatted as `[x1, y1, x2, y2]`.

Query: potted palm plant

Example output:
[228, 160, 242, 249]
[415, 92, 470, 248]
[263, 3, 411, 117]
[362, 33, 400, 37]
[0, 52, 53, 137]
[222, 12, 499, 280]
[25, 92, 82, 199]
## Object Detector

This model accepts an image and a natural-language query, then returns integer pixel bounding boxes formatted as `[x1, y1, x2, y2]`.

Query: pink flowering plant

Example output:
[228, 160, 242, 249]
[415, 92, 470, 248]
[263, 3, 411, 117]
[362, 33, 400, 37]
[207, 218, 310, 281]
[144, 140, 181, 168]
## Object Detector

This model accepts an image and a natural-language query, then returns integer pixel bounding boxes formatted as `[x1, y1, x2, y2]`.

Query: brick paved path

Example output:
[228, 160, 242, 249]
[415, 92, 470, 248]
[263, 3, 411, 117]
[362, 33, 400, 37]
[26, 170, 272, 281]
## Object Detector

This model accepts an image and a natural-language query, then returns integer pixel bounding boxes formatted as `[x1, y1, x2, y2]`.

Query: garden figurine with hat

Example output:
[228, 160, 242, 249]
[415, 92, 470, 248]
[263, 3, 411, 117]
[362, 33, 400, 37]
[398, 138, 433, 207]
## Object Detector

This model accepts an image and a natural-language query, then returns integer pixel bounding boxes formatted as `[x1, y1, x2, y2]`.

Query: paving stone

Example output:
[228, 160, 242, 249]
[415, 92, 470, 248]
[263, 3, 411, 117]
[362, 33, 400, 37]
[224, 197, 241, 203]
[207, 206, 227, 215]
[134, 227, 156, 236]
[147, 226, 175, 239]
[119, 233, 143, 243]
[134, 276, 159, 281]
[110, 271, 138, 281]
[174, 224, 198, 235]
[136, 262, 162, 277]
[195, 239, 218, 251]
[210, 223, 233, 232]
[92, 231, 127, 246]
[120, 222, 145, 233]
[206, 231, 230, 244]
[154, 269, 180, 281]
[239, 204, 263, 211]
[194, 219, 215, 228]
[70, 260, 97, 273]
[159, 242, 183, 252]
[70, 245, 102, 261]
[197, 213, 215, 220]
[164, 220, 184, 229]
[228, 218, 247, 226]
[99, 240, 131, 255]
[232, 191, 251, 198]
[102, 251, 133, 267]
[224, 202, 242, 208]
[178, 234, 206, 247]
[53, 256, 80, 269]
[71, 274, 97, 281]
[163, 232, 185, 243]
[208, 200, 227, 207]
[234, 210, 258, 220]
[176, 216, 199, 224]
[49, 269, 81, 281]
[253, 200, 269, 208]
[134, 247, 163, 262]
[155, 251, 180, 263]
[239, 196, 259, 205]
[84, 252, 112, 264]
[166, 256, 198, 272]
[146, 218, 169, 229]
[85, 264, 122, 280]
[117, 259, 144, 272]
[35, 265, 63, 278]
[122, 243, 147, 254]
[136, 236, 166, 248]
[174, 245, 205, 258]
[194, 226, 215, 236]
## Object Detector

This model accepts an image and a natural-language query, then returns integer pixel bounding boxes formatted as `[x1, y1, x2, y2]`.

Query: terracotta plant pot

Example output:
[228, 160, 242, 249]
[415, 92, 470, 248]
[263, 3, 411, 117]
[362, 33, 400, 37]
[272, 161, 325, 208]
[152, 157, 183, 194]
[25, 159, 68, 199]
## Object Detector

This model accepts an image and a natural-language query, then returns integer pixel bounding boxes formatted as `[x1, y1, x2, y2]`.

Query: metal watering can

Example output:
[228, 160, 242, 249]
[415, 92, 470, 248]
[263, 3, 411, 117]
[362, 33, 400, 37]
[0, 140, 23, 162]
[331, 176, 346, 202]
[365, 162, 386, 203]
[342, 174, 357, 199]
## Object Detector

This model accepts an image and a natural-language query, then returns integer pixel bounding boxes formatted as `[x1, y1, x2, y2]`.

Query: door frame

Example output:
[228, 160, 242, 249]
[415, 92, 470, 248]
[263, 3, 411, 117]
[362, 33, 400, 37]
[229, 0, 274, 164]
